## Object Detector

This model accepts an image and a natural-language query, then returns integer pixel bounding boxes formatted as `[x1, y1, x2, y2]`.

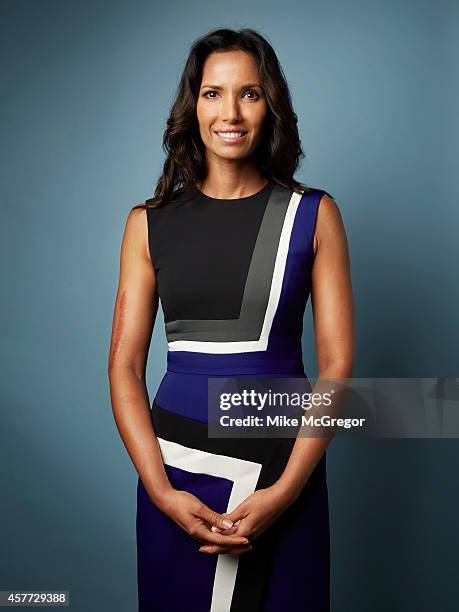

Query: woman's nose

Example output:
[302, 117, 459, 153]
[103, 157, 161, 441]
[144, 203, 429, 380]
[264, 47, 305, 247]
[221, 96, 242, 121]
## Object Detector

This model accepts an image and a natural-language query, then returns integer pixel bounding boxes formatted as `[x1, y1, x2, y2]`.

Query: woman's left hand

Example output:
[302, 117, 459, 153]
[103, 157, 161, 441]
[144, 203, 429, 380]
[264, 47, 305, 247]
[198, 483, 297, 554]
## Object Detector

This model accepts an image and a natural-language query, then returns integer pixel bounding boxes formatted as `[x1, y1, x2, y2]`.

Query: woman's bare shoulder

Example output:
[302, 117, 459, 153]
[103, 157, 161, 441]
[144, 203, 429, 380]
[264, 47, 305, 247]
[313, 193, 346, 256]
[121, 206, 150, 262]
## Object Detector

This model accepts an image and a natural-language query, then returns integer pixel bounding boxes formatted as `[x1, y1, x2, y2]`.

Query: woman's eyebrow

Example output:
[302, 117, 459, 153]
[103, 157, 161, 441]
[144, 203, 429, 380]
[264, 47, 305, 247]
[200, 83, 262, 90]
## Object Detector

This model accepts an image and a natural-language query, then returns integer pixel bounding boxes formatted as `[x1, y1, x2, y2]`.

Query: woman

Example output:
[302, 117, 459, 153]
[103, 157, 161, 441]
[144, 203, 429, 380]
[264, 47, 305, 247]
[108, 27, 354, 612]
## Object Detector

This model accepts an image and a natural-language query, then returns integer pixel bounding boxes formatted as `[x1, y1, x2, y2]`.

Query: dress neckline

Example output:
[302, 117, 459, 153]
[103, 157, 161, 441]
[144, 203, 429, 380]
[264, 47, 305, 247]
[195, 180, 273, 203]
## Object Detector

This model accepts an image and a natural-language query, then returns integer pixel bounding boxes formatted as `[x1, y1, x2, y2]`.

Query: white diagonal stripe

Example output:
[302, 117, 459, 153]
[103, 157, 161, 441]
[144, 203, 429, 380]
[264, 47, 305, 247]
[157, 437, 262, 612]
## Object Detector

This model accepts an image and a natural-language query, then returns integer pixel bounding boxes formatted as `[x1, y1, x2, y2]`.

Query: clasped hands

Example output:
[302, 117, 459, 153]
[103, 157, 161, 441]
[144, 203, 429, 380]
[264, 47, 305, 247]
[159, 483, 295, 556]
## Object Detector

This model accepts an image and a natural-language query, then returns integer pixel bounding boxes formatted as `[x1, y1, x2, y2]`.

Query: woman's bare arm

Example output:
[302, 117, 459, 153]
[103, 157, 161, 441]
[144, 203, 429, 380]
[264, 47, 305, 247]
[107, 208, 171, 506]
[107, 208, 251, 550]
[273, 194, 355, 499]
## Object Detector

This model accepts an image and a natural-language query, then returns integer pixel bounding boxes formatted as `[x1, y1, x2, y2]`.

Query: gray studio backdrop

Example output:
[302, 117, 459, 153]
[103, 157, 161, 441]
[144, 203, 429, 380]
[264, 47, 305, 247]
[1, 1, 458, 610]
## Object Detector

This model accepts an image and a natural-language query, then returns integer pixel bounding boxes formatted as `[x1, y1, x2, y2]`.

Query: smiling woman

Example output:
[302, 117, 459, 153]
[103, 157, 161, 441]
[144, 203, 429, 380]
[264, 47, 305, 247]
[108, 26, 354, 612]
[197, 52, 267, 158]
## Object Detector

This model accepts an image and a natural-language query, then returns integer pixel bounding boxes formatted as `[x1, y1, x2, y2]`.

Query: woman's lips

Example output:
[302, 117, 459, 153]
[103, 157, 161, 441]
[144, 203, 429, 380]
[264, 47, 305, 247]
[215, 131, 248, 144]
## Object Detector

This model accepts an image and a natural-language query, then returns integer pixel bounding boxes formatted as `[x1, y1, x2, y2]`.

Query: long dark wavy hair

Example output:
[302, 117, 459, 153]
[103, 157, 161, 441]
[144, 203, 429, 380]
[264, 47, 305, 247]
[133, 27, 316, 211]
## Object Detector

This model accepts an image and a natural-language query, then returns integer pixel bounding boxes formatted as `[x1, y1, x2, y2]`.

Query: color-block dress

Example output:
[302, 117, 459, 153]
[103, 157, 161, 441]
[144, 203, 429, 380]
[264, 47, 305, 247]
[136, 180, 331, 612]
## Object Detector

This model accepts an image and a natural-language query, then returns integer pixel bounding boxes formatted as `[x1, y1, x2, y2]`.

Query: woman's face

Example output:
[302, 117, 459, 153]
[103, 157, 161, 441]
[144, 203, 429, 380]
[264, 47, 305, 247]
[196, 49, 268, 162]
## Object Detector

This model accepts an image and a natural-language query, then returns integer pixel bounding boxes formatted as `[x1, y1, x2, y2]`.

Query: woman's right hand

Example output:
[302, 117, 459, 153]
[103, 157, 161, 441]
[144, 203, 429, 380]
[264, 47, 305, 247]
[157, 489, 253, 555]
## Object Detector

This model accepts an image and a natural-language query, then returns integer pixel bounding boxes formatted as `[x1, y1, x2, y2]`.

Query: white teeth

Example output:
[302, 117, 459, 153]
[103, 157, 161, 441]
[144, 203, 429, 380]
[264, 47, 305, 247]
[217, 131, 246, 138]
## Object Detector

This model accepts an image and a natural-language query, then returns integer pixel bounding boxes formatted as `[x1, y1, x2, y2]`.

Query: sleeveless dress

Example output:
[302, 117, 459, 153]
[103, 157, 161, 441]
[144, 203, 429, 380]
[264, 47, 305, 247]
[136, 180, 331, 612]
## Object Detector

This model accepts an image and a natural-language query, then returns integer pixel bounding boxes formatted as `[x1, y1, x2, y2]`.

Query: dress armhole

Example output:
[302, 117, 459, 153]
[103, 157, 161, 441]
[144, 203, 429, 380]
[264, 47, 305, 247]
[145, 206, 157, 270]
[311, 190, 334, 260]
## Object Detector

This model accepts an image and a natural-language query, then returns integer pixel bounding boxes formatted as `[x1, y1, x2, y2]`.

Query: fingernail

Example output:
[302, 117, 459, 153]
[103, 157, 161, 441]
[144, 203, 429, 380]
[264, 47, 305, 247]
[211, 526, 220, 533]
[222, 519, 233, 528]
[242, 538, 249, 544]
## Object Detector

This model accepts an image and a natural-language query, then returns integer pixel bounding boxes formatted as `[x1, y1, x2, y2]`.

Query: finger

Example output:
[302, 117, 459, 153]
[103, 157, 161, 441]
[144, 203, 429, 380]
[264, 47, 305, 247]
[208, 512, 234, 532]
[198, 506, 234, 530]
[215, 518, 249, 538]
[199, 544, 252, 555]
[202, 544, 252, 555]
[226, 506, 247, 524]
[210, 523, 239, 535]
[191, 524, 249, 546]
[208, 512, 242, 533]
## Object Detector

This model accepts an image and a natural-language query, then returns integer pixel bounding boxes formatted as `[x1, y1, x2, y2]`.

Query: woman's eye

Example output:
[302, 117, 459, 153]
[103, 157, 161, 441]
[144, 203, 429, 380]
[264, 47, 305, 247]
[203, 90, 260, 99]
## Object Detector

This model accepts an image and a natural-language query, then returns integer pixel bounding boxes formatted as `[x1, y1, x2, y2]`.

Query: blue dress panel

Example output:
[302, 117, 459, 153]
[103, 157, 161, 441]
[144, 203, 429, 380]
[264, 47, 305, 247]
[136, 180, 331, 611]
